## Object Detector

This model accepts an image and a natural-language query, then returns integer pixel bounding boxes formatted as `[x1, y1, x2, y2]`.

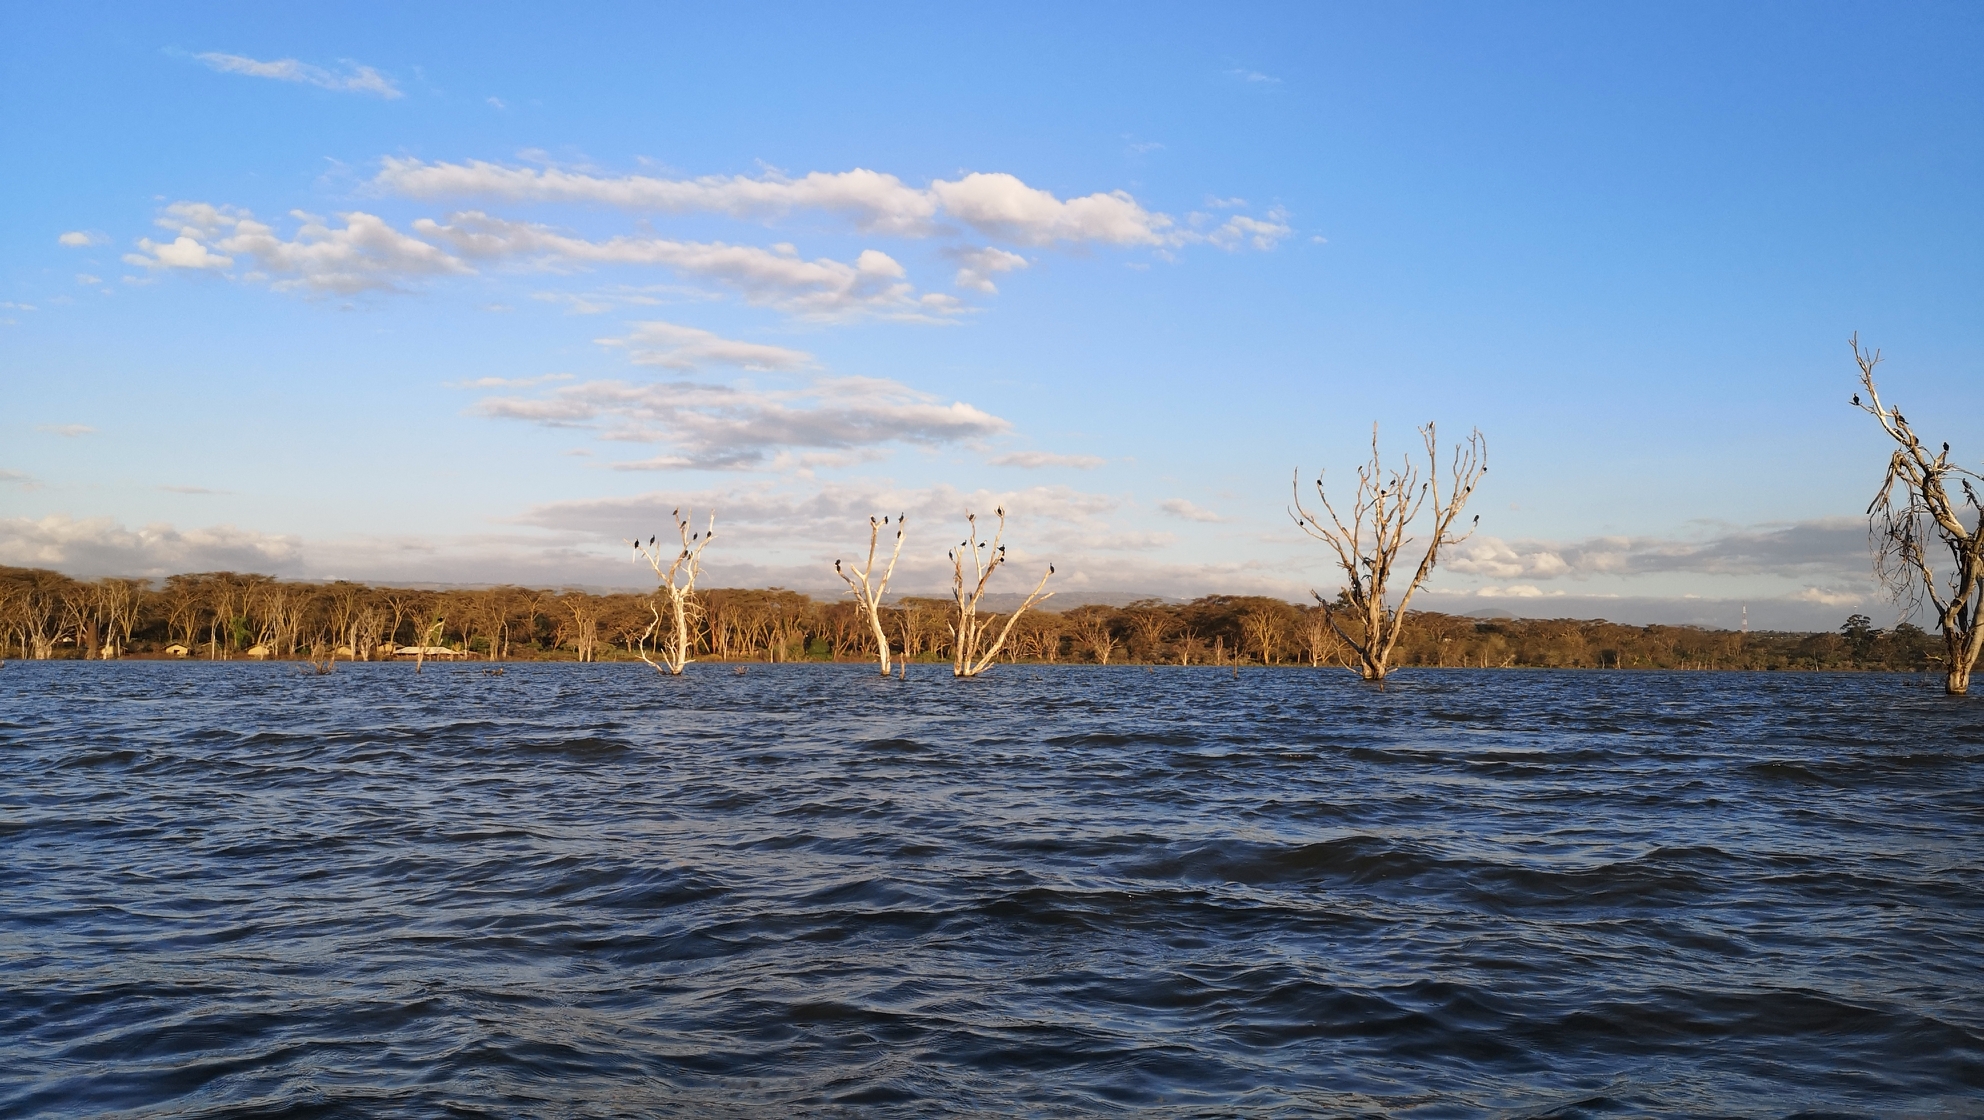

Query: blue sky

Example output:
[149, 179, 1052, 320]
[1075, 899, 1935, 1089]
[4, 2, 1979, 628]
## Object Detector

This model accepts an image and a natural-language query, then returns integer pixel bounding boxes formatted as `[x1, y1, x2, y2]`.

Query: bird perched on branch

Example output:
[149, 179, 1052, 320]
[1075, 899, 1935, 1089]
[1853, 394, 1861, 406]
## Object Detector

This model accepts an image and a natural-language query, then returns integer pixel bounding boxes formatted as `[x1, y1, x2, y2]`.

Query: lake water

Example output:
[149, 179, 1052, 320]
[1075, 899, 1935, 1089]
[3, 663, 1980, 1116]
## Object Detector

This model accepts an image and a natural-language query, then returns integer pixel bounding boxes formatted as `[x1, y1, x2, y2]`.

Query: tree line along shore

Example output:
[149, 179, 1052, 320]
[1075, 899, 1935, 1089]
[0, 565, 1934, 672]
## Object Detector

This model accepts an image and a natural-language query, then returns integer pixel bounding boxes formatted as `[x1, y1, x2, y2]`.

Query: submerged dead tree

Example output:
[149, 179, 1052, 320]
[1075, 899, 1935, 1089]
[1852, 335, 1984, 694]
[948, 508, 1054, 677]
[837, 513, 907, 677]
[1292, 422, 1487, 682]
[631, 509, 715, 676]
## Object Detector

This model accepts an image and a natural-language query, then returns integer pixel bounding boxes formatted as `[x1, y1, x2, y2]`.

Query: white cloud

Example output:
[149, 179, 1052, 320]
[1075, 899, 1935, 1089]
[0, 514, 304, 578]
[125, 202, 470, 294]
[76, 273, 102, 285]
[951, 247, 1029, 293]
[1791, 586, 1863, 607]
[929, 173, 1172, 247]
[1230, 69, 1281, 84]
[414, 211, 957, 319]
[58, 230, 106, 247]
[377, 159, 942, 235]
[1, 301, 39, 312]
[1160, 498, 1226, 523]
[374, 159, 1193, 248]
[1447, 519, 1871, 583]
[486, 96, 507, 109]
[1209, 208, 1292, 251]
[473, 374, 1009, 470]
[447, 373, 573, 389]
[596, 321, 814, 371]
[196, 53, 402, 98]
[37, 424, 96, 437]
[1473, 584, 1565, 598]
[0, 468, 37, 489]
[990, 450, 1104, 470]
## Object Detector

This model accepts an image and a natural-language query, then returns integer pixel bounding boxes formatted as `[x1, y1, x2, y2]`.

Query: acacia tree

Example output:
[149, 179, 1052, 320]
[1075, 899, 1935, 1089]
[1292, 422, 1487, 682]
[631, 509, 714, 676]
[1852, 336, 1984, 694]
[835, 514, 906, 677]
[948, 508, 1054, 677]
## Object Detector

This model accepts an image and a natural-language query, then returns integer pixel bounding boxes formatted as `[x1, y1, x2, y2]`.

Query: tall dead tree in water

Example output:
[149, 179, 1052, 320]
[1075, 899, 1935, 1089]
[948, 507, 1054, 677]
[1852, 335, 1984, 694]
[631, 509, 714, 675]
[1292, 422, 1486, 682]
[837, 513, 907, 677]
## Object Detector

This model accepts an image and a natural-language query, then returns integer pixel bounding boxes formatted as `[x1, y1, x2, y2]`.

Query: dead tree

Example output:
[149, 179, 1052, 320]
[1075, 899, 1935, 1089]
[631, 509, 714, 676]
[948, 507, 1054, 677]
[1292, 422, 1486, 682]
[1852, 335, 1984, 694]
[836, 513, 906, 677]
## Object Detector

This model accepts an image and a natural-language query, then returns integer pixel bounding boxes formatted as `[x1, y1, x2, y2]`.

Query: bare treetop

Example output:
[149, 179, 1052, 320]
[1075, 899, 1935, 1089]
[1292, 422, 1486, 682]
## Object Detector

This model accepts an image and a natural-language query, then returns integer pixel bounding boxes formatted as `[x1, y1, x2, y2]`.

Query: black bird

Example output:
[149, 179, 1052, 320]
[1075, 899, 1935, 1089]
[1944, 442, 1951, 454]
[899, 512, 905, 522]
[1049, 565, 1055, 574]
[1852, 394, 1861, 406]
[649, 536, 656, 547]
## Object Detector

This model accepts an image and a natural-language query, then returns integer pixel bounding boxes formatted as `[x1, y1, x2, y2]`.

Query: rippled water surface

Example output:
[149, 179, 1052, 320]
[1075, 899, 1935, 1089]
[3, 662, 1981, 1117]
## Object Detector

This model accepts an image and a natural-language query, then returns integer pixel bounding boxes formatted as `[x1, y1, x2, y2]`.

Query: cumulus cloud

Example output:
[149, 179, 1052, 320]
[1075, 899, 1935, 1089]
[951, 247, 1029, 293]
[515, 479, 1121, 565]
[0, 514, 304, 578]
[1160, 498, 1225, 523]
[196, 53, 402, 98]
[124, 202, 470, 294]
[374, 159, 1243, 250]
[595, 321, 814, 371]
[929, 173, 1170, 247]
[473, 374, 1009, 470]
[1208, 208, 1292, 251]
[990, 450, 1104, 470]
[378, 159, 940, 235]
[1447, 519, 1870, 583]
[414, 212, 957, 318]
[1791, 586, 1864, 607]
[58, 230, 106, 247]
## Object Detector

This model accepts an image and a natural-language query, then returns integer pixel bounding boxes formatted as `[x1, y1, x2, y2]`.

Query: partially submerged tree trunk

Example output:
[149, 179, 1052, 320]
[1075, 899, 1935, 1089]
[631, 509, 714, 676]
[1852, 335, 1984, 695]
[837, 514, 906, 677]
[948, 508, 1054, 677]
[1292, 422, 1487, 682]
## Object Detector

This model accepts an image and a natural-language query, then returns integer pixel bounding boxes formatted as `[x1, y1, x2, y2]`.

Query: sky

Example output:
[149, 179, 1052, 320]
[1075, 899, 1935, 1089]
[4, 1, 1980, 630]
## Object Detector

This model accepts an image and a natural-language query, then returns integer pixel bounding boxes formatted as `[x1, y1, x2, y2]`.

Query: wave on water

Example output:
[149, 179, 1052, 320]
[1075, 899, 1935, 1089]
[2, 663, 1980, 1116]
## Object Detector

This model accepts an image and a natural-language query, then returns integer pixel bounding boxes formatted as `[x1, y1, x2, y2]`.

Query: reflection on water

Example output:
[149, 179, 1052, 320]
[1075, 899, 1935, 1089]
[2, 663, 1980, 1115]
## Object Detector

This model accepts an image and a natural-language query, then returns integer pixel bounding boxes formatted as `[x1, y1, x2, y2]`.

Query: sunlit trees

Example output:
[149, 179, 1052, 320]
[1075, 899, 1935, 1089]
[836, 514, 906, 677]
[557, 591, 603, 662]
[631, 509, 714, 675]
[1852, 336, 1984, 694]
[1064, 605, 1118, 664]
[1293, 422, 1487, 682]
[947, 508, 1054, 677]
[0, 568, 68, 659]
